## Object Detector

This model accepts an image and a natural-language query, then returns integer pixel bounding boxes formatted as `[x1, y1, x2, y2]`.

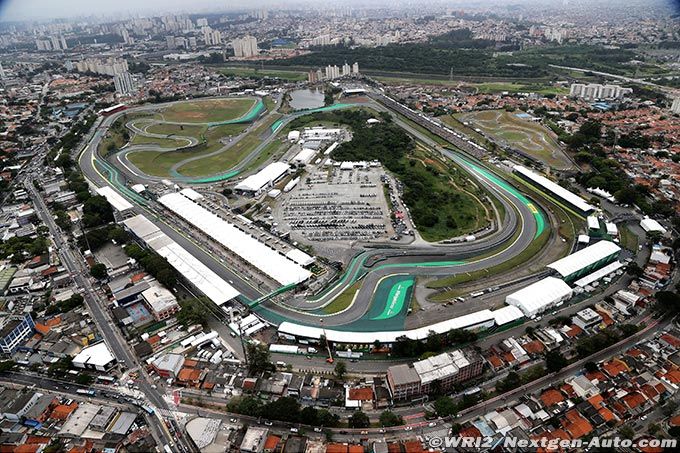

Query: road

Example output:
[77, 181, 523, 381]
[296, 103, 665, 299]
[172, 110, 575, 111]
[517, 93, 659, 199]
[24, 178, 190, 452]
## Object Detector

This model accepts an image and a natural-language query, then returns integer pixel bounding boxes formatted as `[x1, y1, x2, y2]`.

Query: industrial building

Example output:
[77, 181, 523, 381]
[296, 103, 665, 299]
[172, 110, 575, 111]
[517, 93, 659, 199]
[158, 192, 311, 286]
[505, 277, 573, 318]
[547, 240, 621, 282]
[234, 162, 290, 195]
[513, 165, 596, 216]
[122, 214, 240, 305]
[387, 349, 484, 401]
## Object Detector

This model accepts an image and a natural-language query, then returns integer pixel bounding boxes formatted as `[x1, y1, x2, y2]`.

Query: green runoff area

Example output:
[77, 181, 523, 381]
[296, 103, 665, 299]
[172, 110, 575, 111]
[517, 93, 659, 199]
[454, 109, 573, 170]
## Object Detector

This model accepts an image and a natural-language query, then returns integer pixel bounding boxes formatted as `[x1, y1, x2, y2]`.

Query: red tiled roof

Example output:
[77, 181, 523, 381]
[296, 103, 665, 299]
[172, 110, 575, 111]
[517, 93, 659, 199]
[564, 325, 583, 338]
[264, 435, 280, 450]
[561, 410, 593, 439]
[522, 340, 545, 354]
[660, 334, 680, 348]
[540, 389, 564, 407]
[602, 359, 629, 377]
[458, 426, 482, 438]
[622, 391, 647, 410]
[348, 387, 373, 401]
[670, 415, 680, 427]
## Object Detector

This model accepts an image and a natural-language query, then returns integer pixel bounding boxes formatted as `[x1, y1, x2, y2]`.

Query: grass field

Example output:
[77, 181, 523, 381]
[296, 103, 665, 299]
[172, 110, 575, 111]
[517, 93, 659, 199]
[126, 123, 248, 177]
[454, 110, 573, 170]
[218, 66, 307, 82]
[471, 82, 569, 95]
[175, 114, 281, 177]
[322, 281, 362, 314]
[159, 98, 256, 123]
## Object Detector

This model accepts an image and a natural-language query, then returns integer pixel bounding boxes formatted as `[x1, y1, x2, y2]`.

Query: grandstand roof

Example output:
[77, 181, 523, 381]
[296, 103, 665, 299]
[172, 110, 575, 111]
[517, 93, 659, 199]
[547, 241, 621, 278]
[513, 165, 596, 214]
[159, 192, 311, 285]
[96, 186, 133, 212]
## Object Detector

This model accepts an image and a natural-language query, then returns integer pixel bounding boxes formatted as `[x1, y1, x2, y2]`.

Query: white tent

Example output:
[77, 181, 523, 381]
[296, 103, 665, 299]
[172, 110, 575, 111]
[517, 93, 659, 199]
[547, 241, 621, 279]
[505, 277, 573, 318]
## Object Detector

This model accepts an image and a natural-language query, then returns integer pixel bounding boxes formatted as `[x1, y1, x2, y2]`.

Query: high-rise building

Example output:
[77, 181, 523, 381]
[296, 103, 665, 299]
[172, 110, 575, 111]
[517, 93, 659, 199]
[35, 39, 52, 51]
[232, 35, 258, 58]
[121, 29, 131, 45]
[113, 71, 135, 96]
[308, 70, 318, 83]
[50, 36, 61, 51]
[352, 62, 359, 74]
[59, 35, 68, 50]
[569, 83, 632, 101]
[342, 63, 351, 76]
[166, 35, 176, 50]
[211, 29, 222, 45]
[0, 62, 5, 80]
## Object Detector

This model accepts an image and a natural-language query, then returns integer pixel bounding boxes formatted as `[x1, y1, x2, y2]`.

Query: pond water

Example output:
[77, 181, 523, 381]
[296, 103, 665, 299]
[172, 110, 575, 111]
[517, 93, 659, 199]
[289, 88, 325, 110]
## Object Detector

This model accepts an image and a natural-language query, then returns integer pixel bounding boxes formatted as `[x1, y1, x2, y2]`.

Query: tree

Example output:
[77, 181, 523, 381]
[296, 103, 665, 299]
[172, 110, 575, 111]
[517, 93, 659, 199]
[379, 410, 404, 427]
[433, 396, 457, 417]
[655, 291, 680, 314]
[76, 374, 94, 385]
[246, 343, 275, 375]
[90, 263, 107, 279]
[264, 397, 300, 423]
[176, 298, 208, 328]
[619, 425, 635, 440]
[317, 409, 340, 427]
[545, 350, 568, 373]
[334, 361, 347, 381]
[584, 361, 599, 373]
[626, 261, 643, 277]
[348, 410, 370, 428]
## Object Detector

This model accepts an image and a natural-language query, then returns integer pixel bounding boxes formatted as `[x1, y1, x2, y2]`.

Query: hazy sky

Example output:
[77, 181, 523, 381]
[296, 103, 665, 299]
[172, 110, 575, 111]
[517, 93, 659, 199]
[0, 0, 256, 21]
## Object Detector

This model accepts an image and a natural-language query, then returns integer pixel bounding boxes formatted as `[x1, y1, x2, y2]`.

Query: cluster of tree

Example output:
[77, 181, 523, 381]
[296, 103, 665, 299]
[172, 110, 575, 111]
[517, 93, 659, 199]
[655, 291, 680, 315]
[496, 365, 547, 393]
[378, 410, 404, 427]
[228, 395, 340, 427]
[82, 195, 115, 228]
[81, 225, 129, 251]
[575, 328, 621, 358]
[128, 61, 151, 74]
[124, 243, 176, 288]
[176, 297, 209, 328]
[433, 391, 485, 418]
[0, 235, 48, 263]
[45, 294, 84, 316]
[271, 42, 634, 78]
[65, 171, 92, 203]
[46, 115, 96, 169]
[559, 120, 602, 150]
[246, 342, 276, 375]
[391, 329, 476, 358]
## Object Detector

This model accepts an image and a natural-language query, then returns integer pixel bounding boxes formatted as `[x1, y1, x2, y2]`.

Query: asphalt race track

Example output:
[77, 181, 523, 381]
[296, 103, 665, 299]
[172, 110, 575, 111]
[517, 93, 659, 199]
[79, 91, 548, 333]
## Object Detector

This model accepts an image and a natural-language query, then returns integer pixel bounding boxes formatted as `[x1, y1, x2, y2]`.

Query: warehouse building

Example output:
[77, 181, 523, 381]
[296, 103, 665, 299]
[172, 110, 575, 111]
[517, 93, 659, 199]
[158, 193, 311, 286]
[234, 162, 290, 195]
[547, 240, 621, 282]
[96, 186, 133, 213]
[505, 277, 573, 318]
[513, 165, 596, 216]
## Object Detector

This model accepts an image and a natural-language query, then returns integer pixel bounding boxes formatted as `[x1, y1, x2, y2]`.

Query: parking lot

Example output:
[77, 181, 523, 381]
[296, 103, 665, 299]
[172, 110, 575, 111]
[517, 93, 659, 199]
[274, 165, 394, 245]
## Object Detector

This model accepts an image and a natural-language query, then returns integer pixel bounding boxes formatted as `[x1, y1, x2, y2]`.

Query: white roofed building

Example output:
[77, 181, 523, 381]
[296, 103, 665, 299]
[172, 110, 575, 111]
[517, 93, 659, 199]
[505, 277, 573, 318]
[547, 240, 621, 282]
[72, 342, 116, 371]
[640, 217, 667, 235]
[159, 193, 311, 285]
[96, 186, 133, 212]
[513, 165, 596, 216]
[141, 282, 180, 321]
[234, 162, 290, 194]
